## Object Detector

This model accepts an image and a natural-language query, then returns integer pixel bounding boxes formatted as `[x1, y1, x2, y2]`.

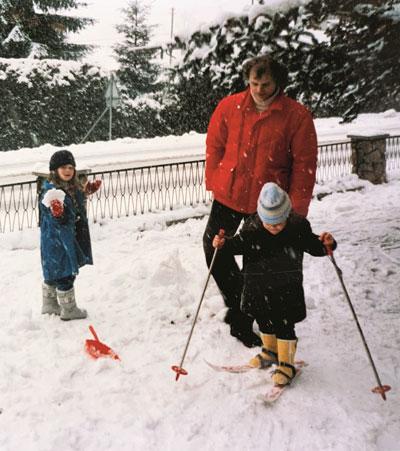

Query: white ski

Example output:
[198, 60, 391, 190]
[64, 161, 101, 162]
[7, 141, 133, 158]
[262, 365, 303, 403]
[204, 360, 256, 373]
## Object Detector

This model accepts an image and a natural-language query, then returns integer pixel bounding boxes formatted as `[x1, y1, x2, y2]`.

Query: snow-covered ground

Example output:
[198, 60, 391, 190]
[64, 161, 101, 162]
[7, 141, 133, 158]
[0, 177, 399, 451]
[1, 109, 400, 184]
[0, 109, 399, 449]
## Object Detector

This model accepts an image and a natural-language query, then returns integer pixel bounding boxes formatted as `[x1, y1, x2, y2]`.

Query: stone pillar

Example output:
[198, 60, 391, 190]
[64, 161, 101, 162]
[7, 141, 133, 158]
[347, 134, 389, 184]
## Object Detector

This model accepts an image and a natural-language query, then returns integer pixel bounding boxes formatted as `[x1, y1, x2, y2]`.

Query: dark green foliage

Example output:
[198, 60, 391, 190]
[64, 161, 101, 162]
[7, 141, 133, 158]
[114, 1, 161, 98]
[112, 0, 168, 138]
[0, 59, 170, 151]
[0, 0, 94, 59]
[0, 60, 108, 150]
[315, 0, 400, 121]
[165, 6, 329, 131]
[160, 64, 227, 135]
[166, 0, 400, 126]
[1, 1, 399, 150]
[0, 0, 167, 151]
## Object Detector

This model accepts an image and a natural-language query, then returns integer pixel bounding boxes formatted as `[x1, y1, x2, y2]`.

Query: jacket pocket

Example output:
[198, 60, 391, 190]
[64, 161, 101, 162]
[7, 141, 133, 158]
[214, 160, 236, 197]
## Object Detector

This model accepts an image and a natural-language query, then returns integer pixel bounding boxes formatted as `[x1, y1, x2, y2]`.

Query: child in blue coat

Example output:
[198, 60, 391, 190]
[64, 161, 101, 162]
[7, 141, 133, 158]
[213, 182, 336, 386]
[40, 150, 101, 320]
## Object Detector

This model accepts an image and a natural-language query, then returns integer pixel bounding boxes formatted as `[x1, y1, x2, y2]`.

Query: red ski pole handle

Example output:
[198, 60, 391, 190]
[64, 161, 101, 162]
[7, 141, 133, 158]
[212, 229, 225, 250]
[171, 365, 188, 381]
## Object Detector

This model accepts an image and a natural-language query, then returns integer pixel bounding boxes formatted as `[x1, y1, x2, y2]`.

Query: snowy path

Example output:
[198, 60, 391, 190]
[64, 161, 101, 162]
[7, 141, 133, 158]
[0, 181, 399, 451]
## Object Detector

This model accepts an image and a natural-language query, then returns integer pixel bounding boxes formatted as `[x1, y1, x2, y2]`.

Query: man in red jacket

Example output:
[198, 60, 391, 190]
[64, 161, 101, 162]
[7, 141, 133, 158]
[203, 54, 318, 347]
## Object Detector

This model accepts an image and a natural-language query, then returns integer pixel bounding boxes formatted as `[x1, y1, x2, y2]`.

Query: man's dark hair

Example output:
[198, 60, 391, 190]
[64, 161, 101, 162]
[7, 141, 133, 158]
[242, 55, 288, 90]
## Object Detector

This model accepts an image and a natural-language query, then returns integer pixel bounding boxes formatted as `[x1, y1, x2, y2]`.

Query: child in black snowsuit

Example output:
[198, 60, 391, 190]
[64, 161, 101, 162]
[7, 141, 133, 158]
[212, 182, 336, 386]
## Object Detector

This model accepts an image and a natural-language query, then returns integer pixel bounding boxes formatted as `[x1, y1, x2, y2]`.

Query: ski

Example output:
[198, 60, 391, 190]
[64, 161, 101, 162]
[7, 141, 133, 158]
[205, 359, 307, 374]
[204, 360, 256, 373]
[261, 364, 303, 404]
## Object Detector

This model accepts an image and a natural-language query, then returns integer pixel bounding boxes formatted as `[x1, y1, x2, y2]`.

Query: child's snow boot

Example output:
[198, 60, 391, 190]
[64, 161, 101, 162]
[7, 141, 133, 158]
[272, 339, 297, 386]
[57, 287, 87, 321]
[41, 283, 61, 315]
[249, 333, 278, 368]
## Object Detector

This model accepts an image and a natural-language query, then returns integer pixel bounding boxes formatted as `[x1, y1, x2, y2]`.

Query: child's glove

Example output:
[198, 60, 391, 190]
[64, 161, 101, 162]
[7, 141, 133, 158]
[85, 179, 102, 195]
[212, 234, 225, 249]
[319, 232, 335, 255]
[50, 199, 64, 218]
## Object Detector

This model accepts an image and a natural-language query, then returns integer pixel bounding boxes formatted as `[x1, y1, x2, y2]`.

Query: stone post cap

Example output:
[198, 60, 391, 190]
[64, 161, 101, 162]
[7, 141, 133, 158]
[347, 133, 390, 141]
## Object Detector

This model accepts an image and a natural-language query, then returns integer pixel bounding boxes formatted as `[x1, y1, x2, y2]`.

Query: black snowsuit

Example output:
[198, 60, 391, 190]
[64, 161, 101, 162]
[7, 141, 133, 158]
[223, 212, 336, 337]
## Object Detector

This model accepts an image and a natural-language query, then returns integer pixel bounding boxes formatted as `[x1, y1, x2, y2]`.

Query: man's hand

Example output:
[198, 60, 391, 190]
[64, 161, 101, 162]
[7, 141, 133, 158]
[319, 232, 335, 254]
[85, 179, 102, 195]
[50, 199, 64, 218]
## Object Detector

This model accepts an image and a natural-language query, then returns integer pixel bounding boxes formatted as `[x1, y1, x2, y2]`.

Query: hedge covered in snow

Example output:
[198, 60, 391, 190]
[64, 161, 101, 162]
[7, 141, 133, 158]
[0, 58, 167, 151]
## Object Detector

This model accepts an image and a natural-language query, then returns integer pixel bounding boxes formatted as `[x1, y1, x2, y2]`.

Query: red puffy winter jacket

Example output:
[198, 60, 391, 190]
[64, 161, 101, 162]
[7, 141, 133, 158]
[205, 89, 317, 216]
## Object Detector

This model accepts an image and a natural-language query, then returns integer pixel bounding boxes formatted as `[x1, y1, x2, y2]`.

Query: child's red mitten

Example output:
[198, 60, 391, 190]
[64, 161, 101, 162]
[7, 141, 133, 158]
[212, 235, 225, 249]
[85, 179, 102, 195]
[50, 199, 64, 218]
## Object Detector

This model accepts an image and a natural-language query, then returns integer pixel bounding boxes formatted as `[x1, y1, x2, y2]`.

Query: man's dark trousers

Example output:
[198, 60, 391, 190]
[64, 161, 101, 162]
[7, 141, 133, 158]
[203, 200, 261, 347]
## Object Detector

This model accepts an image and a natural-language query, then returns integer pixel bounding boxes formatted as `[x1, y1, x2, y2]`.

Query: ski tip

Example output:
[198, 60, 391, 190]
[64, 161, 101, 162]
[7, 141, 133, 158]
[261, 367, 303, 404]
[294, 360, 308, 368]
[262, 386, 285, 403]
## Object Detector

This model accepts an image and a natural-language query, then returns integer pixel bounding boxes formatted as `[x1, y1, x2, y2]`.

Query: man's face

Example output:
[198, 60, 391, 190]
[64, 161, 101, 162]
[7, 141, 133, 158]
[249, 69, 277, 104]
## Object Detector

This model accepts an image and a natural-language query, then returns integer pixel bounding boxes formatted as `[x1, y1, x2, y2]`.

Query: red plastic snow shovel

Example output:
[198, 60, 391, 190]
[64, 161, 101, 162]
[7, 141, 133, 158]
[85, 325, 120, 361]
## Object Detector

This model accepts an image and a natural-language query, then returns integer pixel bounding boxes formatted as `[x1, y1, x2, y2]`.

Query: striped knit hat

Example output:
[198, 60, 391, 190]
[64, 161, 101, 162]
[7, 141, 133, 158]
[257, 182, 292, 225]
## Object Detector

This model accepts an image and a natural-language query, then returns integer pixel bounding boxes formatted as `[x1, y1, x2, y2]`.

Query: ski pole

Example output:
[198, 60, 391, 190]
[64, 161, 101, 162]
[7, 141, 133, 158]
[328, 251, 391, 401]
[172, 229, 225, 381]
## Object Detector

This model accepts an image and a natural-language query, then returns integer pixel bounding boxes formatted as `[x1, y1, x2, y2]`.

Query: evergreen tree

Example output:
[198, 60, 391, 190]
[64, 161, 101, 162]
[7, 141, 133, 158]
[114, 0, 160, 97]
[161, 65, 226, 135]
[113, 0, 165, 138]
[166, 0, 400, 130]
[309, 0, 400, 121]
[0, 0, 94, 60]
[165, 4, 328, 133]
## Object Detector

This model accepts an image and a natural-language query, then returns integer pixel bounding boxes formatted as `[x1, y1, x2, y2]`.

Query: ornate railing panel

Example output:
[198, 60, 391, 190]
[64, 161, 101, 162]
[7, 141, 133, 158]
[1, 136, 399, 233]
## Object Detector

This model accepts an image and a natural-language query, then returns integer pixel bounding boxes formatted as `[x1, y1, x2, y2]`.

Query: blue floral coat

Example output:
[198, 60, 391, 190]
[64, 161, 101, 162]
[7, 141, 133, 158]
[40, 181, 93, 281]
